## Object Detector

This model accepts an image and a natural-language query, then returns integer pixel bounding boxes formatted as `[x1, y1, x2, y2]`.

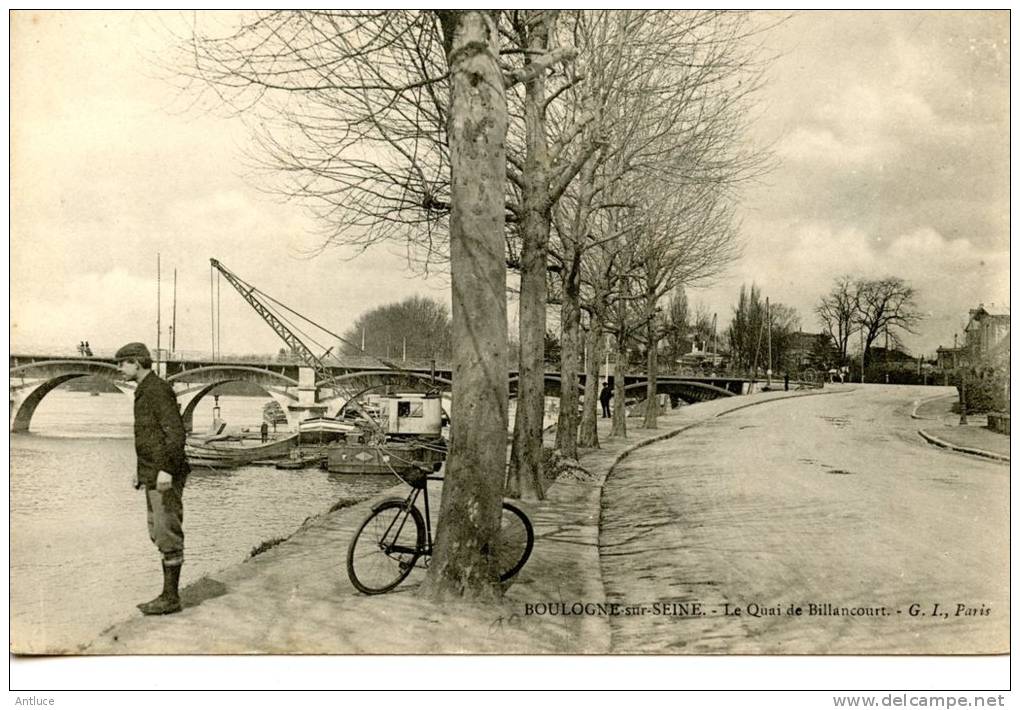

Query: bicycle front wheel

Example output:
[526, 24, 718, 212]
[347, 500, 425, 595]
[497, 502, 535, 582]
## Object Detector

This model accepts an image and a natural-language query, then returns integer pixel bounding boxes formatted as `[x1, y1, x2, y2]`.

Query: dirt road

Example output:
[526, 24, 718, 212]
[600, 385, 1008, 654]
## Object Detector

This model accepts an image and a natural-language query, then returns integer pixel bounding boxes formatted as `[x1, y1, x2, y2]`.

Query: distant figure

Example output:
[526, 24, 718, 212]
[78, 341, 85, 356]
[599, 382, 613, 418]
[84, 341, 93, 357]
[116, 341, 189, 616]
[784, 372, 790, 391]
[260, 421, 269, 444]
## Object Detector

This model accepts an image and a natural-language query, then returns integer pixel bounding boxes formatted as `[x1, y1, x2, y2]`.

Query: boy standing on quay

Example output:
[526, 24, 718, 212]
[116, 342, 190, 615]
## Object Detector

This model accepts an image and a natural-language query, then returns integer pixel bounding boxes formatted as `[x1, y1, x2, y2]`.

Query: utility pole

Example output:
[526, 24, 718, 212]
[712, 313, 717, 366]
[860, 326, 865, 383]
[766, 297, 772, 388]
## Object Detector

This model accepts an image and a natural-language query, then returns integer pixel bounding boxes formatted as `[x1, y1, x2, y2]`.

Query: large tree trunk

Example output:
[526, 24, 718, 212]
[507, 13, 553, 501]
[425, 10, 508, 601]
[642, 303, 659, 429]
[555, 252, 582, 459]
[578, 317, 603, 448]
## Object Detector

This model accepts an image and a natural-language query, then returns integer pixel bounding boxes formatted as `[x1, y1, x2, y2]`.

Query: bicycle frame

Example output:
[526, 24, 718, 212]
[380, 474, 443, 562]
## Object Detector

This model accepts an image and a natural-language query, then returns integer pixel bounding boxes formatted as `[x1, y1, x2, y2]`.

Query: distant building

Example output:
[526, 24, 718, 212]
[936, 345, 964, 371]
[964, 303, 1010, 359]
[936, 303, 1010, 372]
[785, 331, 833, 372]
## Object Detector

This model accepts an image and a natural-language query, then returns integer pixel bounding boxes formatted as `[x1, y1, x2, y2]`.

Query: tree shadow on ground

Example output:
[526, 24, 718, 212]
[180, 576, 229, 609]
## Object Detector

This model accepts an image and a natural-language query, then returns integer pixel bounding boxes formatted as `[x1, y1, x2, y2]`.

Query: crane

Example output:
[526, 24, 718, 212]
[208, 257, 448, 477]
[209, 258, 379, 432]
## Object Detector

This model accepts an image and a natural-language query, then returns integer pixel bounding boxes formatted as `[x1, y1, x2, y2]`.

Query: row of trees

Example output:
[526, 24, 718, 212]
[816, 276, 921, 369]
[176, 10, 769, 598]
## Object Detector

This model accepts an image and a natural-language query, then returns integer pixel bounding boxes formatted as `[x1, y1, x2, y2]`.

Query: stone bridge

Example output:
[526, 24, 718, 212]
[9, 352, 755, 433]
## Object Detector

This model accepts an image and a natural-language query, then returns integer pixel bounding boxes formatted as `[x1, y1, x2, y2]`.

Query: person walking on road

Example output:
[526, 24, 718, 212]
[599, 381, 613, 418]
[116, 342, 190, 616]
[260, 420, 269, 444]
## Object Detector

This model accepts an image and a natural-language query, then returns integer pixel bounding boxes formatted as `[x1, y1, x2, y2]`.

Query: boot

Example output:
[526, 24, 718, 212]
[138, 562, 182, 615]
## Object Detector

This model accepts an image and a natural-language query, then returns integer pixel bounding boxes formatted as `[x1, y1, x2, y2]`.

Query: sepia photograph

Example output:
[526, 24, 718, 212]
[8, 8, 1010, 688]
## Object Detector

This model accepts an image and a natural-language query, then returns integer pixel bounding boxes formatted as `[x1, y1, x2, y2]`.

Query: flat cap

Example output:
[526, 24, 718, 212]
[114, 342, 151, 361]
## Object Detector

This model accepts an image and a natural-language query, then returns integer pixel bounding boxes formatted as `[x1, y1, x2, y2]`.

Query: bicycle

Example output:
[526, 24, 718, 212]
[346, 464, 535, 595]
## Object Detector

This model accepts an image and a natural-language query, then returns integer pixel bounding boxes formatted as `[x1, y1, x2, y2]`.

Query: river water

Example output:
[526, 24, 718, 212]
[10, 389, 392, 653]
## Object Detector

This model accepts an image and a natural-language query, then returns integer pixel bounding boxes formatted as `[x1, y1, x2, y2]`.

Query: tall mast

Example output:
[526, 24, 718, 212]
[209, 263, 216, 361]
[171, 268, 177, 355]
[156, 253, 161, 361]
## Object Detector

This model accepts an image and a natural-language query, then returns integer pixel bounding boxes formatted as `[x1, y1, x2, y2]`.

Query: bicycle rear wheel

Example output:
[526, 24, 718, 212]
[347, 500, 425, 594]
[496, 502, 534, 582]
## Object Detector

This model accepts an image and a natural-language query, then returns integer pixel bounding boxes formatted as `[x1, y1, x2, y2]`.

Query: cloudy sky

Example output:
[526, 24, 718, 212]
[9, 10, 1010, 359]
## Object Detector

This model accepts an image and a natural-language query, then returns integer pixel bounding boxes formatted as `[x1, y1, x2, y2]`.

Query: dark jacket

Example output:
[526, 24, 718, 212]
[599, 386, 613, 405]
[134, 371, 190, 488]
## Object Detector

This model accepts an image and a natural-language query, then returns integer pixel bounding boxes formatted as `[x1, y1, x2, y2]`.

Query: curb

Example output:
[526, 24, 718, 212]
[910, 392, 956, 420]
[917, 429, 1010, 463]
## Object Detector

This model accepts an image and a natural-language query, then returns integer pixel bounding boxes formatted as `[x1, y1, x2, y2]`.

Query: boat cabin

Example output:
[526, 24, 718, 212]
[380, 393, 443, 437]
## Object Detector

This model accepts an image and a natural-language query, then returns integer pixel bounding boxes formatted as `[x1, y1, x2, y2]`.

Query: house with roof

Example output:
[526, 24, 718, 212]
[963, 303, 1010, 359]
[936, 303, 1010, 371]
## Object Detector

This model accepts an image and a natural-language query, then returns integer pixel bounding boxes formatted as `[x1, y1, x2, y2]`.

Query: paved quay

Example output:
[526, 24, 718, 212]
[90, 384, 978, 655]
[88, 397, 740, 654]
[600, 385, 1008, 655]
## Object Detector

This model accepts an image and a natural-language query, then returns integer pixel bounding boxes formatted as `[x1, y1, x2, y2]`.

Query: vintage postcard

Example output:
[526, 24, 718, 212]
[9, 9, 1009, 688]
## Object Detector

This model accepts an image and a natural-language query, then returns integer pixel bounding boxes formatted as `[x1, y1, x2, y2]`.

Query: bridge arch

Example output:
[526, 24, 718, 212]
[167, 366, 305, 432]
[9, 361, 132, 433]
[167, 365, 300, 390]
[10, 359, 123, 387]
[622, 378, 736, 406]
[507, 374, 585, 400]
[177, 380, 299, 433]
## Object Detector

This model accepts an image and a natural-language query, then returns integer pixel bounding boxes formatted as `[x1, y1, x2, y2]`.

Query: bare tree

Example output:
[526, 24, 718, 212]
[726, 284, 800, 378]
[662, 286, 691, 368]
[175, 11, 458, 267]
[503, 10, 589, 501]
[854, 277, 922, 368]
[816, 275, 858, 365]
[179, 9, 520, 600]
[342, 296, 452, 360]
[765, 302, 801, 375]
[727, 283, 766, 374]
[691, 304, 717, 358]
[550, 9, 769, 450]
[630, 181, 740, 428]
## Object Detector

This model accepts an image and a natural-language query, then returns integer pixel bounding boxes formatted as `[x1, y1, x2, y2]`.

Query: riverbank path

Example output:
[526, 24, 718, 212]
[600, 385, 1008, 654]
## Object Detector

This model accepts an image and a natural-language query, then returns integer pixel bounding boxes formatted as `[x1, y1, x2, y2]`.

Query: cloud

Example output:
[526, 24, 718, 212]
[692, 216, 1007, 356]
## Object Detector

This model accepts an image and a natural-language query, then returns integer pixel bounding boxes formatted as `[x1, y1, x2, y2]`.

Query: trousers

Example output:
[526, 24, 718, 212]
[145, 478, 185, 566]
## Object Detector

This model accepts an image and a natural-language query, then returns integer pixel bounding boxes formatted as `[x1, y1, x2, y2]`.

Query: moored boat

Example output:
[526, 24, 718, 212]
[186, 433, 298, 469]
